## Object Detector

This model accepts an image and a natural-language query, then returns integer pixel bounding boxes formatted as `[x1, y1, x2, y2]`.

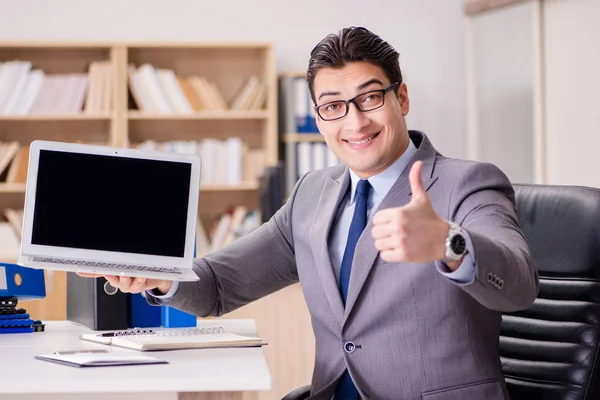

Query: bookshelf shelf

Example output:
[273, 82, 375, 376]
[128, 110, 269, 120]
[0, 183, 26, 193]
[283, 133, 324, 142]
[0, 114, 112, 121]
[200, 182, 259, 191]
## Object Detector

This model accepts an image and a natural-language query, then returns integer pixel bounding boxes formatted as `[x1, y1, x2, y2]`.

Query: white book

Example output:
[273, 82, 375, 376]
[312, 142, 327, 171]
[215, 140, 228, 185]
[226, 137, 243, 185]
[0, 62, 29, 112]
[29, 75, 56, 114]
[84, 62, 99, 113]
[73, 74, 90, 112]
[200, 139, 217, 185]
[52, 75, 72, 114]
[156, 69, 193, 114]
[13, 70, 44, 115]
[137, 64, 173, 113]
[2, 61, 32, 114]
[297, 142, 313, 177]
[127, 65, 154, 112]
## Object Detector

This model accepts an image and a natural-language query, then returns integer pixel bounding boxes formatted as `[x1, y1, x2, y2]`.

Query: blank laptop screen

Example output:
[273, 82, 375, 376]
[31, 150, 192, 258]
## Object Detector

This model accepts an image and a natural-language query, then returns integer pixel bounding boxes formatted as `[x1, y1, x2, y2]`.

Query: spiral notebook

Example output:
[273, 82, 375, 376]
[79, 326, 265, 352]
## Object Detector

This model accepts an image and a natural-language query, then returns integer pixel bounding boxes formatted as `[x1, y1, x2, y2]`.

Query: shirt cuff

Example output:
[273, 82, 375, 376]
[436, 229, 476, 284]
[145, 281, 180, 302]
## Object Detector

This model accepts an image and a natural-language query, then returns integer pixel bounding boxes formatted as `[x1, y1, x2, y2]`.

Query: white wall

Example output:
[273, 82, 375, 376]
[543, 0, 600, 187]
[0, 0, 468, 158]
[470, 2, 537, 184]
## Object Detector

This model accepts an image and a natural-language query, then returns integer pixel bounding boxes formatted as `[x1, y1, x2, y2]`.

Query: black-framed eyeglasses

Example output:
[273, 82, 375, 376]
[314, 82, 400, 121]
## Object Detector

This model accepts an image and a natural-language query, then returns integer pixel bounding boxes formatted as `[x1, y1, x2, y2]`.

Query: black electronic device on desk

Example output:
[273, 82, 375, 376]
[0, 295, 45, 333]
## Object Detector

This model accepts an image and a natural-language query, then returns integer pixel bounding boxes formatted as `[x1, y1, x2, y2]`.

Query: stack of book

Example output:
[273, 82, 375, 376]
[128, 64, 266, 113]
[0, 60, 112, 115]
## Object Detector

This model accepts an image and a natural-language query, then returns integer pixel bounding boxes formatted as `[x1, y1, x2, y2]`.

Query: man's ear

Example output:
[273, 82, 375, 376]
[398, 82, 410, 116]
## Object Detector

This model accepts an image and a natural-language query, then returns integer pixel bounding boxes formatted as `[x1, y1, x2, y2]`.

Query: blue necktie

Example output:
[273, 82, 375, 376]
[335, 179, 371, 400]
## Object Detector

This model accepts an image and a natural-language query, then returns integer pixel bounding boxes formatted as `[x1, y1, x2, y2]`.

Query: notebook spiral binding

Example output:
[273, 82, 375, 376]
[113, 326, 226, 337]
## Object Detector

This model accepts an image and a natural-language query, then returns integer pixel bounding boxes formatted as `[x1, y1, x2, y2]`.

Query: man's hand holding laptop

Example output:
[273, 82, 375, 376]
[76, 273, 173, 295]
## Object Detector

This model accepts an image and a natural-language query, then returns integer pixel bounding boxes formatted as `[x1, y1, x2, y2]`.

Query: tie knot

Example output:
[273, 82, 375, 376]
[356, 179, 371, 197]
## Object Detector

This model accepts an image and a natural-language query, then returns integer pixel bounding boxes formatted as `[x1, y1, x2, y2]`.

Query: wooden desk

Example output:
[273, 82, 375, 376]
[0, 319, 270, 400]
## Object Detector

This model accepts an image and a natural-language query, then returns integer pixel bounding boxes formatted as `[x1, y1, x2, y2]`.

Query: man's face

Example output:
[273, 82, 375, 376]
[313, 61, 410, 179]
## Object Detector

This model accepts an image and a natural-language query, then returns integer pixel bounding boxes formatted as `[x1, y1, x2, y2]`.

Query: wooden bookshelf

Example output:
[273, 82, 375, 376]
[0, 40, 279, 316]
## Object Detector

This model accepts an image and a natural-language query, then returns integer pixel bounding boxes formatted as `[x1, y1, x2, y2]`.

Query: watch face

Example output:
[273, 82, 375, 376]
[451, 234, 466, 255]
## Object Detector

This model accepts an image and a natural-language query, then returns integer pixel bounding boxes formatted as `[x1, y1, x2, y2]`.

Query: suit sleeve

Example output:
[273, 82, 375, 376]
[444, 162, 539, 312]
[145, 173, 307, 317]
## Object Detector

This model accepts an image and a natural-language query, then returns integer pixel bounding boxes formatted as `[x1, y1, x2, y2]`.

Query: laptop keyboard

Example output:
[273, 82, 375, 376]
[32, 257, 182, 274]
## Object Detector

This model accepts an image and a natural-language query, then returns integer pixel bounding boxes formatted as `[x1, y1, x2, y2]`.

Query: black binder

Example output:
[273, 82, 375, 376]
[67, 273, 128, 331]
[259, 162, 285, 223]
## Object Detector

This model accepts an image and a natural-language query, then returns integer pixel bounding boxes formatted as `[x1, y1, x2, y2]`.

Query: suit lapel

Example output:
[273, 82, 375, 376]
[343, 133, 440, 322]
[309, 170, 350, 326]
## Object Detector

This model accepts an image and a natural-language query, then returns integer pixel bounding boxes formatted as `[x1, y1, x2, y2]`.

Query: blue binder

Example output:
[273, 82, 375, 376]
[161, 241, 197, 328]
[128, 293, 161, 328]
[161, 306, 196, 328]
[0, 263, 46, 301]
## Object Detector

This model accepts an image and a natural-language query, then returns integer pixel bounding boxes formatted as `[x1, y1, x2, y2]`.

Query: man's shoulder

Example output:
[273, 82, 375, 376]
[434, 155, 514, 199]
[435, 154, 509, 181]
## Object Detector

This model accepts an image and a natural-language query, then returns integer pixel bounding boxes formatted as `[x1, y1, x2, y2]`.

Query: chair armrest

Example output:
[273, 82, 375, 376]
[282, 385, 311, 400]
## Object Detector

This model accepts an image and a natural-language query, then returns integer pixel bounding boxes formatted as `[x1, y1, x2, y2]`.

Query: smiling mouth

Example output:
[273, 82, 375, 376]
[344, 132, 380, 145]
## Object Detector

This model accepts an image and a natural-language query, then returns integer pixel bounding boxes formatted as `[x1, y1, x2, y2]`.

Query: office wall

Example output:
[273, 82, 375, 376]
[469, 2, 537, 185]
[543, 0, 600, 187]
[0, 0, 468, 157]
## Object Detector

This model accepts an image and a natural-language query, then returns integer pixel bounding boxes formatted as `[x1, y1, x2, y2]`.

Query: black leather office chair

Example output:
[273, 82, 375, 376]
[502, 184, 600, 399]
[283, 184, 600, 400]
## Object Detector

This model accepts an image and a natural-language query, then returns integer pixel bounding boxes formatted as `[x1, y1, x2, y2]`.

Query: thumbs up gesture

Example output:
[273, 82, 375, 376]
[371, 161, 452, 265]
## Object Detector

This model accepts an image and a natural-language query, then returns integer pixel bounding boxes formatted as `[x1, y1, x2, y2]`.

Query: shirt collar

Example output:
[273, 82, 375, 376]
[348, 138, 418, 204]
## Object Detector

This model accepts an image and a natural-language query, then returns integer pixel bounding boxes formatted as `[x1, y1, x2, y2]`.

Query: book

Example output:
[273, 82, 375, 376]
[35, 351, 168, 368]
[79, 326, 265, 351]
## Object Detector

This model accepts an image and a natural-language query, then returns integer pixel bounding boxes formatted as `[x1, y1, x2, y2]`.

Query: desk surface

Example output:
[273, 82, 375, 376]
[0, 319, 271, 396]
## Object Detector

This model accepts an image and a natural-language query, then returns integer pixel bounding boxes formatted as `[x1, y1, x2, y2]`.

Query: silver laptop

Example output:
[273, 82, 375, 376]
[17, 140, 201, 282]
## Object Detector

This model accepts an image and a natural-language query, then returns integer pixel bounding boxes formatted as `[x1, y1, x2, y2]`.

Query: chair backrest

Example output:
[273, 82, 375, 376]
[502, 184, 600, 399]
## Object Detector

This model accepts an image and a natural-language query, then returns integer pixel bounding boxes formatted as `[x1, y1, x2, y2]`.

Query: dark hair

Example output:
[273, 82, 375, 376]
[306, 26, 402, 104]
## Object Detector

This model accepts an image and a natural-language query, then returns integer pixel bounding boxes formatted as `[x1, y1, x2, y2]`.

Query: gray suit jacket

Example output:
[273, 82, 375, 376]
[153, 131, 539, 400]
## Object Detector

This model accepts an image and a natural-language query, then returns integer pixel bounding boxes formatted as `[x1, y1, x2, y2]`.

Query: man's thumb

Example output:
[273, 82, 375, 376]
[409, 161, 426, 201]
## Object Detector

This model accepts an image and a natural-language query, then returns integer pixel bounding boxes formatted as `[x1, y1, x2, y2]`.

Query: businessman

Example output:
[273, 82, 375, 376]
[83, 27, 539, 399]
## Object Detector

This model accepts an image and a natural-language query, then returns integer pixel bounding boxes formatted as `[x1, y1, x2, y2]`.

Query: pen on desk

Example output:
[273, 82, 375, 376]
[54, 349, 108, 355]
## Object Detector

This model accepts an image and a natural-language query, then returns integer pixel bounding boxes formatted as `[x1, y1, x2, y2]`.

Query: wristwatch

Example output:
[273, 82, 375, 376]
[442, 221, 467, 263]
